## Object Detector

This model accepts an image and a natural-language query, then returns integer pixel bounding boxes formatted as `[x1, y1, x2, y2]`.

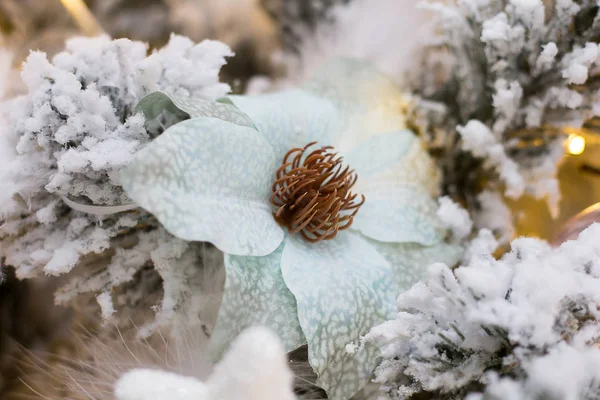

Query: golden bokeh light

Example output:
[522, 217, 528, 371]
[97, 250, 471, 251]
[567, 133, 586, 155]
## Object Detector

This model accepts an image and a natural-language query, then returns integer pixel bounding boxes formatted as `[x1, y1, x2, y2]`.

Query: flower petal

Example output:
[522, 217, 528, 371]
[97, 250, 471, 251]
[346, 131, 445, 245]
[227, 89, 337, 161]
[352, 184, 445, 245]
[343, 130, 415, 178]
[280, 232, 398, 400]
[365, 237, 463, 291]
[210, 244, 305, 359]
[347, 128, 440, 197]
[119, 117, 284, 256]
[304, 58, 409, 153]
[136, 91, 256, 129]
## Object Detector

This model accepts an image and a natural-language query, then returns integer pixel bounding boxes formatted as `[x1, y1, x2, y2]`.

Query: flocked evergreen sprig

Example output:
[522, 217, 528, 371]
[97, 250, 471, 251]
[0, 34, 231, 333]
[367, 224, 600, 400]
[409, 0, 600, 242]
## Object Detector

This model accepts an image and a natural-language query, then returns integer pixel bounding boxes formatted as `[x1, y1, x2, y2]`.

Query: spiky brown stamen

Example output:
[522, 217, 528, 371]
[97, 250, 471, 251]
[270, 142, 365, 243]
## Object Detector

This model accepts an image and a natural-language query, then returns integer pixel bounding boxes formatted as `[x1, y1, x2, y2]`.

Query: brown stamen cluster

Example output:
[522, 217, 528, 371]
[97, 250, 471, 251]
[270, 142, 365, 243]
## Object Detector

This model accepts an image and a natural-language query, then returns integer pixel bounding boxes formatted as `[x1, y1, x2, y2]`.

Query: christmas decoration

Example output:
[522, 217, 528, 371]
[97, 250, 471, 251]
[409, 0, 600, 240]
[0, 34, 232, 332]
[119, 59, 462, 399]
[368, 224, 600, 399]
[1, 1, 600, 400]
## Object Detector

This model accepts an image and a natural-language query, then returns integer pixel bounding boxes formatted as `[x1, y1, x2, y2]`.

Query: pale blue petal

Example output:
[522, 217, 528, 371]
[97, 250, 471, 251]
[281, 232, 398, 400]
[345, 131, 446, 245]
[303, 59, 409, 153]
[136, 91, 256, 129]
[210, 244, 305, 359]
[344, 130, 415, 179]
[366, 237, 464, 291]
[352, 132, 442, 197]
[119, 117, 284, 256]
[352, 185, 445, 245]
[227, 89, 337, 161]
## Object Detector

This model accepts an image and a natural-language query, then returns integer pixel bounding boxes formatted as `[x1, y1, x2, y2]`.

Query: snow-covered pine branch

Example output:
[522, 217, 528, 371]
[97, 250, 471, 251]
[0, 35, 231, 333]
[412, 0, 600, 237]
[367, 223, 600, 399]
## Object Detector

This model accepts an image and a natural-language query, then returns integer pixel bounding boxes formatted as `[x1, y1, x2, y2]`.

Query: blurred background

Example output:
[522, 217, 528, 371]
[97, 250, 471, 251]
[513, 128, 600, 243]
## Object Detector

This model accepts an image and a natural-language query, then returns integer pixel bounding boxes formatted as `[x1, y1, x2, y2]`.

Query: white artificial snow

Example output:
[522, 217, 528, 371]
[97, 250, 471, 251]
[462, 228, 499, 264]
[523, 344, 600, 399]
[473, 191, 515, 245]
[345, 342, 359, 354]
[554, 0, 581, 16]
[534, 42, 558, 74]
[97, 291, 116, 320]
[471, 344, 600, 400]
[507, 0, 545, 31]
[492, 80, 524, 135]
[457, 117, 561, 218]
[0, 35, 232, 329]
[2, 34, 232, 211]
[481, 12, 525, 57]
[141, 35, 233, 99]
[0, 118, 20, 219]
[416, 0, 600, 224]
[458, 121, 498, 156]
[519, 139, 564, 218]
[437, 196, 473, 241]
[0, 52, 28, 222]
[368, 224, 600, 399]
[458, 120, 525, 199]
[562, 43, 600, 85]
[114, 327, 296, 400]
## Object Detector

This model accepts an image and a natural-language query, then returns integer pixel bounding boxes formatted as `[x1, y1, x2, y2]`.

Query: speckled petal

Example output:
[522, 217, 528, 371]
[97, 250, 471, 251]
[365, 237, 463, 291]
[345, 131, 445, 245]
[210, 244, 305, 359]
[347, 127, 441, 197]
[343, 130, 415, 178]
[280, 232, 398, 400]
[136, 91, 256, 128]
[352, 184, 444, 245]
[227, 89, 337, 162]
[304, 58, 409, 153]
[119, 117, 284, 256]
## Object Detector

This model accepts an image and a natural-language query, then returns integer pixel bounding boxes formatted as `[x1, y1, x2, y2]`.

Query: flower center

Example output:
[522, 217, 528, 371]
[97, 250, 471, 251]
[270, 142, 365, 243]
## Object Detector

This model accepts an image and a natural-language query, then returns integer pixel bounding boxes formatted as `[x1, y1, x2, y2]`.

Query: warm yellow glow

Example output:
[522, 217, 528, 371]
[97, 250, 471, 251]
[567, 134, 586, 155]
[60, 0, 104, 36]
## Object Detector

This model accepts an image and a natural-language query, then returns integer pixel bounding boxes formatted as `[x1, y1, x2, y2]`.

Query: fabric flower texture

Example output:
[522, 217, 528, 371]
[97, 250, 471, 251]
[119, 59, 462, 399]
